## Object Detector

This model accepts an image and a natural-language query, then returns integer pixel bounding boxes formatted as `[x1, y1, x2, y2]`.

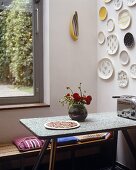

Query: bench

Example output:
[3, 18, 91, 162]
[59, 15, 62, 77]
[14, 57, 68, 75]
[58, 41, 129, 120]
[0, 132, 113, 170]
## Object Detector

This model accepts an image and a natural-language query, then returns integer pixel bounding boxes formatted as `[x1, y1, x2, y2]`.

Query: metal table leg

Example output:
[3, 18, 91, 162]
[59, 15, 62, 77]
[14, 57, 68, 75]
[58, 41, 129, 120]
[49, 139, 57, 170]
[32, 139, 50, 170]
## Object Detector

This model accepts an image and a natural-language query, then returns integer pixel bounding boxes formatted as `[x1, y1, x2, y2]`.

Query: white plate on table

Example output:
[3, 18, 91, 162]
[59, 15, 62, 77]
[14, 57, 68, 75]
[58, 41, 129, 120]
[44, 120, 80, 130]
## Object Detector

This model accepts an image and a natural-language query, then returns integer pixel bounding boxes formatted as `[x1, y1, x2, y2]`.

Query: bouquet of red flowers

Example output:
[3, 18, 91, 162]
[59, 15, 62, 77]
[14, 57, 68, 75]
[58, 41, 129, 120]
[59, 83, 92, 108]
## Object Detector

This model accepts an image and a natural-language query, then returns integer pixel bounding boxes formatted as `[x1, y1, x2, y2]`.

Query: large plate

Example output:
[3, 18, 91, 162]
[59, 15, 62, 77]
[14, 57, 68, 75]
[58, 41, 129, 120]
[44, 120, 80, 130]
[97, 58, 114, 79]
[126, 0, 136, 6]
[113, 0, 123, 10]
[99, 7, 107, 21]
[119, 50, 130, 66]
[118, 9, 131, 30]
[107, 34, 119, 55]
[98, 31, 105, 44]
[107, 19, 115, 32]
[130, 64, 136, 79]
[117, 70, 128, 88]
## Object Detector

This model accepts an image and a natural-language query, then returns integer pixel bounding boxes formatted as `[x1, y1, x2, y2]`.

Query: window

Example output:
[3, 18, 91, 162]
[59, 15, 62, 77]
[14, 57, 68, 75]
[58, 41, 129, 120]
[0, 0, 43, 105]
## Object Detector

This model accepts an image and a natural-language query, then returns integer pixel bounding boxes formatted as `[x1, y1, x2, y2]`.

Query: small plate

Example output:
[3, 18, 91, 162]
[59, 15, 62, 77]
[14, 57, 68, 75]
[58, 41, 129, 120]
[97, 58, 114, 79]
[118, 70, 129, 88]
[118, 9, 131, 30]
[103, 0, 112, 3]
[107, 34, 119, 55]
[44, 120, 80, 130]
[124, 32, 135, 48]
[130, 64, 136, 79]
[113, 0, 123, 10]
[126, 0, 136, 6]
[119, 50, 130, 66]
[99, 7, 108, 21]
[107, 19, 115, 32]
[98, 31, 105, 44]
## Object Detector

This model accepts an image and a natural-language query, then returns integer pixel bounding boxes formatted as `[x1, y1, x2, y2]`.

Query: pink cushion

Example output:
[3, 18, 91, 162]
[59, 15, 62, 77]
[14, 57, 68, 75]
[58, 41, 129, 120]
[13, 136, 45, 151]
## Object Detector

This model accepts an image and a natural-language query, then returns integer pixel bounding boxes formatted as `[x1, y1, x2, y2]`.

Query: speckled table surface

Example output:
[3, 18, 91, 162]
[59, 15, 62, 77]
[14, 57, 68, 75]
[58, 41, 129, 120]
[20, 112, 136, 139]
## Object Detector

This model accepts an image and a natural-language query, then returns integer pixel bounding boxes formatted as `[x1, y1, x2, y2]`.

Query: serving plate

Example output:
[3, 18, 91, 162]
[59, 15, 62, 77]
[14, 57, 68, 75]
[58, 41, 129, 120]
[117, 70, 128, 88]
[126, 0, 136, 6]
[107, 34, 119, 55]
[130, 64, 136, 79]
[99, 7, 107, 21]
[118, 9, 131, 30]
[124, 32, 135, 48]
[44, 120, 80, 130]
[107, 19, 115, 32]
[113, 0, 123, 10]
[119, 50, 130, 66]
[97, 58, 114, 79]
[98, 31, 105, 44]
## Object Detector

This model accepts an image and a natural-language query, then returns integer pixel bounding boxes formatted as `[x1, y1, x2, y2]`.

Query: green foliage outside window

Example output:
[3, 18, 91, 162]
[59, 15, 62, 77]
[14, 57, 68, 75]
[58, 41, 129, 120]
[0, 0, 33, 86]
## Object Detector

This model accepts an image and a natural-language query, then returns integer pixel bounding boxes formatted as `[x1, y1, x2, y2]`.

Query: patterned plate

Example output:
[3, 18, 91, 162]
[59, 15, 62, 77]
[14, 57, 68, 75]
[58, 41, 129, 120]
[126, 0, 136, 6]
[118, 9, 131, 30]
[119, 50, 130, 66]
[99, 7, 108, 21]
[117, 70, 128, 88]
[97, 58, 114, 79]
[98, 31, 105, 44]
[124, 32, 135, 48]
[107, 34, 119, 55]
[130, 64, 136, 79]
[113, 0, 123, 10]
[107, 19, 115, 32]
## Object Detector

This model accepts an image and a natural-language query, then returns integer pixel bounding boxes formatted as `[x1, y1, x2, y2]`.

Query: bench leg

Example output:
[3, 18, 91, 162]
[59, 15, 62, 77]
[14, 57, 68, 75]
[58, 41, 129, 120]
[49, 139, 57, 170]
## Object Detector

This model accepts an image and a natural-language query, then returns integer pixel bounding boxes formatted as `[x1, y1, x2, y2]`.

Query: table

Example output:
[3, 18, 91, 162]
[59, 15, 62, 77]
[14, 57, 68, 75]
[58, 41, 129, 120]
[20, 112, 136, 170]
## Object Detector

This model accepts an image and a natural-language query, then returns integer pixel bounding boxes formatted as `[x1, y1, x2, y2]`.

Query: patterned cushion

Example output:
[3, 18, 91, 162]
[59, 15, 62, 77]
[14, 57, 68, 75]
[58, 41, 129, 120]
[13, 136, 45, 151]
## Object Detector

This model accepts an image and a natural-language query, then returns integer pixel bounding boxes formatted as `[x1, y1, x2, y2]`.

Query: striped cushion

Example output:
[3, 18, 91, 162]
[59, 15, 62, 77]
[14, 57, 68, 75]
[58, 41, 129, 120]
[13, 136, 44, 151]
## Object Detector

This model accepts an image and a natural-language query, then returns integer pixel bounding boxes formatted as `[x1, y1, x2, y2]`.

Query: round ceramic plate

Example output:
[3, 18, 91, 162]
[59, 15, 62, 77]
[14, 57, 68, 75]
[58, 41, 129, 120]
[118, 9, 131, 30]
[44, 120, 80, 130]
[97, 58, 114, 79]
[126, 0, 136, 6]
[119, 50, 130, 66]
[99, 7, 107, 21]
[117, 70, 128, 88]
[107, 34, 119, 55]
[98, 31, 105, 44]
[124, 32, 135, 48]
[113, 0, 123, 10]
[130, 64, 136, 79]
[107, 19, 115, 32]
[103, 0, 112, 3]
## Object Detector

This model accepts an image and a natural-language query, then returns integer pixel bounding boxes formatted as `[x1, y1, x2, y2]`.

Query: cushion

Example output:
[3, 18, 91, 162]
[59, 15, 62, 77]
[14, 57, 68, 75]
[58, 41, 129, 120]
[57, 136, 78, 145]
[13, 136, 45, 151]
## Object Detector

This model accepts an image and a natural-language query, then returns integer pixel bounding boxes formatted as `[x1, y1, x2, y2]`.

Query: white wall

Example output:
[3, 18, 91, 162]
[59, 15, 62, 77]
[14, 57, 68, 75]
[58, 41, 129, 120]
[0, 0, 97, 143]
[97, 1, 136, 169]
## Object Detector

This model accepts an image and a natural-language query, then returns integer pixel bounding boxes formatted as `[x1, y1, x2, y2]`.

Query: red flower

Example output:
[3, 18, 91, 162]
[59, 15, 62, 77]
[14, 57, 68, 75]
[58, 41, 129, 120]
[73, 93, 81, 101]
[85, 95, 92, 105]
[66, 93, 70, 97]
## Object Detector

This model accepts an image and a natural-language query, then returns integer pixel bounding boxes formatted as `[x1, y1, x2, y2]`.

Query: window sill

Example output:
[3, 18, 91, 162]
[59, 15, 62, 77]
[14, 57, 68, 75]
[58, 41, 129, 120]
[0, 103, 50, 110]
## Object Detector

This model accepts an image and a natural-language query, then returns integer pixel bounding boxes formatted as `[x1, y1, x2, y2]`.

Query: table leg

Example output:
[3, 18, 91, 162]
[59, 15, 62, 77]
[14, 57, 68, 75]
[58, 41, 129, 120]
[32, 139, 50, 170]
[49, 139, 57, 170]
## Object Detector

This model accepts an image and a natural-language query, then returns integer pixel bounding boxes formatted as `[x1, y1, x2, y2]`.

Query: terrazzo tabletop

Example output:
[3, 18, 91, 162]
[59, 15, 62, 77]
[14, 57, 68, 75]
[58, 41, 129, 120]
[20, 112, 136, 139]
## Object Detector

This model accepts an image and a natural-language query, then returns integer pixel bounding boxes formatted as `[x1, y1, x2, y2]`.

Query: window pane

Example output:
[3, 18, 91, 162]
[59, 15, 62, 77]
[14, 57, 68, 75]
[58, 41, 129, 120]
[0, 0, 34, 97]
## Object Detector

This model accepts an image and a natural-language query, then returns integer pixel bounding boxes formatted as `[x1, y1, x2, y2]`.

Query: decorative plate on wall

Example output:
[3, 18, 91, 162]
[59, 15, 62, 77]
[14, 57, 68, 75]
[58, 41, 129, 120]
[107, 19, 115, 32]
[107, 34, 119, 55]
[98, 31, 105, 44]
[97, 58, 114, 79]
[113, 0, 123, 10]
[119, 50, 130, 66]
[103, 0, 112, 3]
[130, 64, 136, 79]
[126, 0, 136, 6]
[124, 32, 135, 48]
[99, 7, 108, 21]
[118, 70, 129, 88]
[118, 9, 131, 30]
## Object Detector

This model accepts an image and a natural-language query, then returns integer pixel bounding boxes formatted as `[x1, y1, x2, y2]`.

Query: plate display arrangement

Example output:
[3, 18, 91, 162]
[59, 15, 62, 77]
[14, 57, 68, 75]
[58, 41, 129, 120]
[126, 0, 136, 6]
[113, 0, 123, 10]
[107, 19, 115, 32]
[119, 50, 130, 66]
[97, 58, 114, 79]
[107, 34, 119, 55]
[117, 70, 129, 88]
[130, 64, 136, 79]
[99, 7, 108, 21]
[118, 9, 131, 30]
[124, 32, 135, 48]
[98, 31, 105, 44]
[44, 120, 80, 130]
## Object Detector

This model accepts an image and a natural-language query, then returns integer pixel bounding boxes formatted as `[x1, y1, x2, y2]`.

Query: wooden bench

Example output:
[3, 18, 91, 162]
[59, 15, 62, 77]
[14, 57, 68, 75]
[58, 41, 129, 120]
[0, 133, 114, 170]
